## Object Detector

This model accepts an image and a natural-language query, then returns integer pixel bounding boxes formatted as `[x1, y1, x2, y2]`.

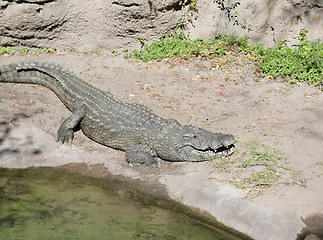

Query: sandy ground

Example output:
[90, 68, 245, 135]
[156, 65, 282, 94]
[0, 52, 322, 239]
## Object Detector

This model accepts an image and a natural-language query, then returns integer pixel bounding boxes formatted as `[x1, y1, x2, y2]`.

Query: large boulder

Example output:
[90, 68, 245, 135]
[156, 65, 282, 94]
[188, 0, 323, 47]
[0, 0, 188, 50]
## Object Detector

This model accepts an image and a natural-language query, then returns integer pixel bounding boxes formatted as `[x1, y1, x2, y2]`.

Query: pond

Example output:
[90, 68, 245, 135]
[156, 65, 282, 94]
[0, 167, 245, 240]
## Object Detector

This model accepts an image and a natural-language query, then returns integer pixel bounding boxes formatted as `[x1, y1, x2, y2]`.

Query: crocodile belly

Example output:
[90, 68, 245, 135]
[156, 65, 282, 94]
[80, 118, 142, 152]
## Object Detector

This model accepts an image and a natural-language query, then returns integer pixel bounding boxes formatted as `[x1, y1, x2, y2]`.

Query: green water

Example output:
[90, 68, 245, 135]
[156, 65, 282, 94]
[0, 168, 237, 240]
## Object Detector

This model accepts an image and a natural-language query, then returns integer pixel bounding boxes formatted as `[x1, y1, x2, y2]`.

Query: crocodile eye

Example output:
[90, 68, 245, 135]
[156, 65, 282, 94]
[193, 135, 198, 139]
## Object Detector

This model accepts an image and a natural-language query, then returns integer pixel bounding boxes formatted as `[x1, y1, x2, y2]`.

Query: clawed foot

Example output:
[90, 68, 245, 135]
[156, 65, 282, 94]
[126, 151, 160, 167]
[57, 124, 74, 144]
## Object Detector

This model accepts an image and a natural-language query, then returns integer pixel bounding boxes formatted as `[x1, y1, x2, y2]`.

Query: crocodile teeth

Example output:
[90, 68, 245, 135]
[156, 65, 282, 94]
[195, 144, 235, 158]
[215, 144, 235, 156]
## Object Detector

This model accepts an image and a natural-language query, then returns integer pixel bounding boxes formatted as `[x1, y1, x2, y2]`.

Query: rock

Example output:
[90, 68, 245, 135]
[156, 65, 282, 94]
[0, 0, 321, 50]
[0, 0, 188, 50]
[187, 0, 323, 47]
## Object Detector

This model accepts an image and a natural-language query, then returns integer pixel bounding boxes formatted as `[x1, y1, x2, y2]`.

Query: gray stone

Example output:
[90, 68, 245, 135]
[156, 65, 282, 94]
[0, 0, 188, 50]
[0, 0, 321, 50]
[187, 0, 323, 47]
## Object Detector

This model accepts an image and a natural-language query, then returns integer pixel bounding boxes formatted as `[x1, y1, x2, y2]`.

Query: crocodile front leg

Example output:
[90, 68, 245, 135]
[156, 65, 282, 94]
[126, 144, 159, 167]
[57, 103, 86, 144]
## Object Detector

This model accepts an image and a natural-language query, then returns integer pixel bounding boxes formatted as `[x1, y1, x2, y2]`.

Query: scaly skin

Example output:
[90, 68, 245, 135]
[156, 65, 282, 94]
[0, 61, 235, 166]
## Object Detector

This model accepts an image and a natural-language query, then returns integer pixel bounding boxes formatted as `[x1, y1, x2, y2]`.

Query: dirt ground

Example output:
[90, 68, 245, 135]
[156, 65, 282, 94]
[0, 52, 322, 239]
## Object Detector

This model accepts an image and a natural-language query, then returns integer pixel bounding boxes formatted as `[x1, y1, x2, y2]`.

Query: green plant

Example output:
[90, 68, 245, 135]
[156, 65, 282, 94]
[126, 28, 249, 62]
[243, 170, 279, 186]
[232, 141, 287, 189]
[43, 47, 56, 53]
[207, 140, 304, 198]
[0, 46, 15, 55]
[82, 49, 89, 54]
[90, 49, 102, 55]
[317, 162, 323, 171]
[127, 26, 321, 86]
[213, 157, 236, 170]
[33, 51, 41, 56]
[258, 28, 322, 85]
[139, 39, 145, 48]
[111, 49, 120, 56]
[70, 48, 79, 53]
[18, 47, 29, 55]
[189, 0, 198, 12]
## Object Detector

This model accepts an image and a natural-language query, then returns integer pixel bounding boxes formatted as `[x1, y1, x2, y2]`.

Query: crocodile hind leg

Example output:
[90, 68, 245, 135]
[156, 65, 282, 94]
[126, 144, 159, 167]
[57, 104, 86, 144]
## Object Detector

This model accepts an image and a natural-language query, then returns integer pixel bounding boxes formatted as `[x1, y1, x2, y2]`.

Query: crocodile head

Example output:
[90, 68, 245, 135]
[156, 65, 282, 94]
[172, 125, 235, 162]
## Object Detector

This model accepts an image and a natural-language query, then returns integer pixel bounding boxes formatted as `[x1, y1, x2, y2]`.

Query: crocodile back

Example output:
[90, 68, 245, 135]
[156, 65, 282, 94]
[0, 61, 163, 130]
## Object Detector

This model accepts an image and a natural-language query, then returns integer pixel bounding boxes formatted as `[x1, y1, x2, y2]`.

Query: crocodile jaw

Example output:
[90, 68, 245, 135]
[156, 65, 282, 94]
[178, 143, 235, 161]
[190, 144, 235, 160]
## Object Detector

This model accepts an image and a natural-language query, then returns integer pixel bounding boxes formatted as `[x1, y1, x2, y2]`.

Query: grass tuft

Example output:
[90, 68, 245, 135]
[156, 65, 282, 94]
[207, 140, 305, 198]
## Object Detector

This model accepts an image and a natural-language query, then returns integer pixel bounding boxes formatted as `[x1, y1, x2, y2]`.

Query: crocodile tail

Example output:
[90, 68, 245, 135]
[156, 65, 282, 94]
[0, 61, 76, 110]
[0, 61, 60, 86]
[0, 63, 21, 83]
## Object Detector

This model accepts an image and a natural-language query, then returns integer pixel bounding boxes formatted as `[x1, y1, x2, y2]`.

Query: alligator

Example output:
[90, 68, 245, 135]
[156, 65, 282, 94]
[0, 61, 235, 166]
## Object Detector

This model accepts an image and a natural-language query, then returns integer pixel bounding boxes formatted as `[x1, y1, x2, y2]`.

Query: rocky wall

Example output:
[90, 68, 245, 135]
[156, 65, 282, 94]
[0, 0, 188, 50]
[0, 0, 322, 50]
[188, 0, 323, 47]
